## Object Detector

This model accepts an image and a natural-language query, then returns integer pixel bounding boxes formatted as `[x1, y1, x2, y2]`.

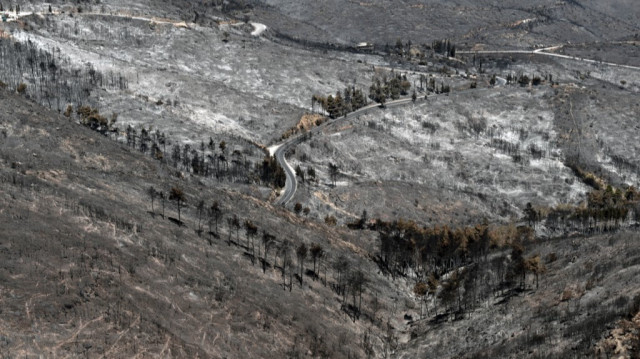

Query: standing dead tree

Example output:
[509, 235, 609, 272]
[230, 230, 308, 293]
[279, 240, 293, 291]
[207, 201, 223, 241]
[261, 231, 275, 273]
[169, 186, 186, 224]
[310, 244, 324, 279]
[196, 200, 205, 236]
[296, 243, 307, 286]
[147, 186, 157, 215]
[227, 214, 240, 246]
[244, 220, 258, 264]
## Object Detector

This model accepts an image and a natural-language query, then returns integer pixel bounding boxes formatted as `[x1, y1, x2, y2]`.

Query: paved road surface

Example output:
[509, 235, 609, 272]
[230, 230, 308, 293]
[271, 94, 444, 205]
[459, 46, 640, 71]
[269, 76, 522, 206]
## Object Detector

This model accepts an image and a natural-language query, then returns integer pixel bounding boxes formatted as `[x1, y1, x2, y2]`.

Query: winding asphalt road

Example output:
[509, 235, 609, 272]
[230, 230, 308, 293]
[272, 136, 306, 205]
[272, 43, 640, 206]
[270, 93, 453, 206]
[5, 10, 636, 204]
[459, 46, 640, 71]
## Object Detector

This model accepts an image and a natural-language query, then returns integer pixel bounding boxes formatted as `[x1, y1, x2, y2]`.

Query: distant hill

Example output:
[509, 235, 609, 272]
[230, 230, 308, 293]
[251, 0, 640, 48]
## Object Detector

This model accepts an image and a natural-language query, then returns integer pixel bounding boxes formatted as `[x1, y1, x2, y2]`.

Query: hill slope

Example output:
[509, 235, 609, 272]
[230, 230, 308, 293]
[2, 89, 639, 358]
[253, 0, 640, 48]
[0, 89, 386, 358]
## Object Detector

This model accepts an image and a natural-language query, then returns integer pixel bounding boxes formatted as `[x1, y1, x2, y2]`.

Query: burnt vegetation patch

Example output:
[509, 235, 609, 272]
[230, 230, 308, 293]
[0, 1, 639, 358]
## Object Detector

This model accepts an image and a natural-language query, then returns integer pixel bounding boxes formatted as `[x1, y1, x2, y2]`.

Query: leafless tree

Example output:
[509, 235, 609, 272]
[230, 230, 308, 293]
[227, 214, 240, 246]
[169, 187, 185, 223]
[333, 255, 349, 297]
[196, 200, 205, 235]
[329, 163, 339, 187]
[296, 243, 307, 286]
[207, 201, 223, 240]
[147, 186, 157, 215]
[244, 220, 258, 264]
[310, 244, 324, 278]
[261, 231, 275, 273]
[294, 202, 303, 216]
[279, 240, 293, 291]
[158, 191, 165, 218]
[348, 270, 367, 320]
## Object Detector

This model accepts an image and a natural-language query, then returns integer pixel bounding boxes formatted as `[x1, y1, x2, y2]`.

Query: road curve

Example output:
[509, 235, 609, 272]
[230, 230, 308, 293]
[459, 46, 640, 71]
[273, 138, 301, 205]
[270, 75, 513, 206]
[271, 95, 430, 206]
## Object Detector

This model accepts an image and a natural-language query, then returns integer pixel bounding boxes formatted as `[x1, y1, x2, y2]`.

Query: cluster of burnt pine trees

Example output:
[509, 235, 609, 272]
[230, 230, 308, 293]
[361, 180, 640, 320]
[66, 101, 286, 187]
[0, 37, 128, 112]
[312, 86, 368, 118]
[143, 182, 370, 322]
[369, 218, 545, 319]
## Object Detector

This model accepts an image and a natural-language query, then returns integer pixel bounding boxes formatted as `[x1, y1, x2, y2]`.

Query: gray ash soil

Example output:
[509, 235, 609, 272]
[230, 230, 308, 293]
[398, 232, 640, 359]
[0, 89, 386, 358]
[2, 86, 639, 358]
[289, 84, 588, 226]
[559, 41, 640, 68]
[6, 9, 378, 146]
[252, 0, 640, 49]
[1, 1, 640, 358]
